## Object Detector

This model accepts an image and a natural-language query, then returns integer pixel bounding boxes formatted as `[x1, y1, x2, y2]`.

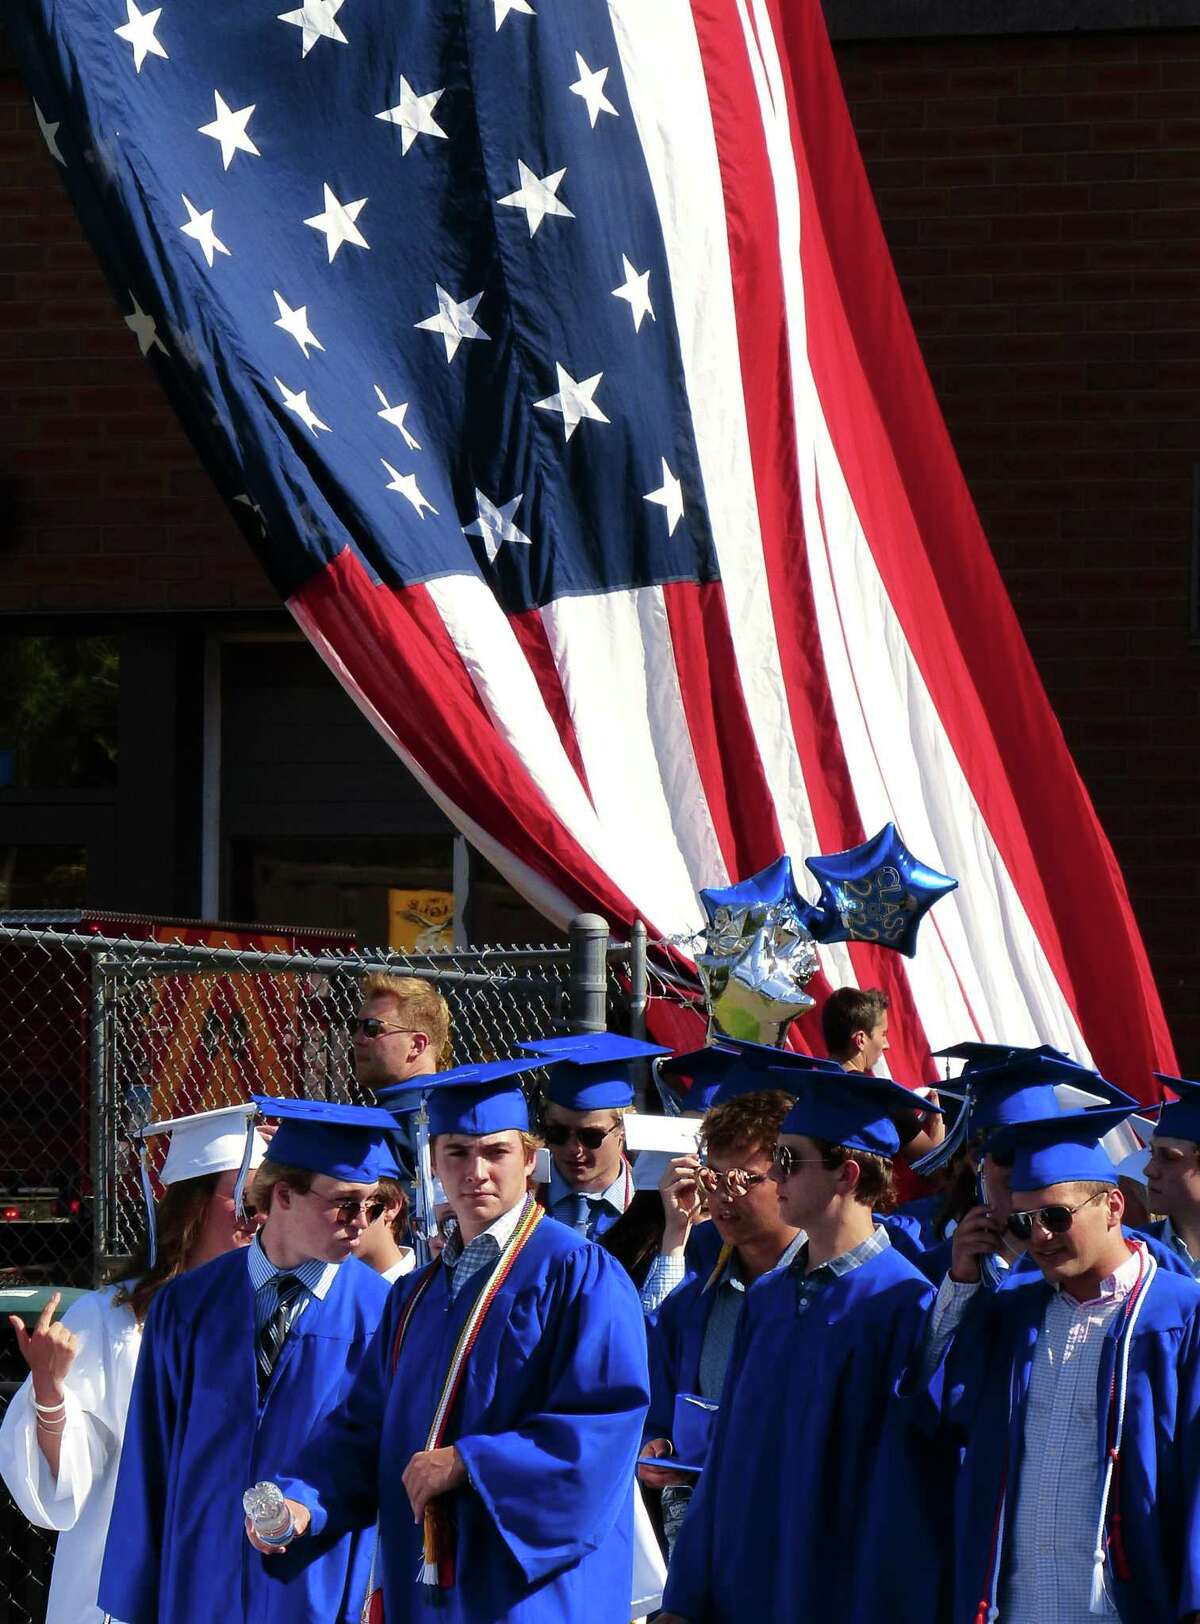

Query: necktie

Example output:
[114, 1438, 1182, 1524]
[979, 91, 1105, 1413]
[561, 1193, 592, 1235]
[257, 1274, 304, 1397]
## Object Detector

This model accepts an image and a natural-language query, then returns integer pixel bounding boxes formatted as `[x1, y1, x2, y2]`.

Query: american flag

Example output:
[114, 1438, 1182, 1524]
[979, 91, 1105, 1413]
[8, 0, 1175, 1094]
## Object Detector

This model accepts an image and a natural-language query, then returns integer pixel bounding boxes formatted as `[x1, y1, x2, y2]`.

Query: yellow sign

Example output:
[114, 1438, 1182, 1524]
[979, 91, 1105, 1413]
[389, 889, 454, 953]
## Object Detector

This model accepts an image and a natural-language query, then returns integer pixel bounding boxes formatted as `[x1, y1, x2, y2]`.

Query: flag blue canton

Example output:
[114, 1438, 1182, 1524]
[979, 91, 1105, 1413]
[15, 0, 722, 613]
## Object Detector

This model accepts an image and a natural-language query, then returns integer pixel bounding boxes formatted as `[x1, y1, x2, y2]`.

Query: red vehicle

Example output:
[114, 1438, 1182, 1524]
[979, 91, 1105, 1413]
[0, 911, 355, 1286]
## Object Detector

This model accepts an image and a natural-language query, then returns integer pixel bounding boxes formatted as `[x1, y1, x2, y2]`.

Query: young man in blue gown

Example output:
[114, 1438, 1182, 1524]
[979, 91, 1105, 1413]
[253, 1060, 651, 1623]
[657, 1067, 946, 1623]
[915, 1104, 1200, 1623]
[97, 1098, 397, 1624]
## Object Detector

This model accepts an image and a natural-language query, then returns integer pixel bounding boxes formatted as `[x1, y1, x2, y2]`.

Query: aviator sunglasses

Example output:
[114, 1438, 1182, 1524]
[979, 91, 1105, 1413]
[1005, 1189, 1106, 1241]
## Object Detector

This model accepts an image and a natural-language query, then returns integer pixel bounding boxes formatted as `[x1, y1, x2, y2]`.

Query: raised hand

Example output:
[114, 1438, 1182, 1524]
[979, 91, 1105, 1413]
[9, 1293, 78, 1403]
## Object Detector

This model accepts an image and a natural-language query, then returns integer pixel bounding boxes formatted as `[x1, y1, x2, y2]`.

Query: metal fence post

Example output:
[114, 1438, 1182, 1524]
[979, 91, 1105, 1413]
[627, 919, 648, 1042]
[88, 949, 111, 1287]
[567, 913, 609, 1033]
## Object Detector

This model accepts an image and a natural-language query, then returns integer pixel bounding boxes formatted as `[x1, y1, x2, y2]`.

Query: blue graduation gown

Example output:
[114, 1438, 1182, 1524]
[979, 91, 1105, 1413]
[661, 1241, 943, 1622]
[278, 1216, 650, 1623]
[645, 1270, 718, 1441]
[918, 1262, 1200, 1622]
[96, 1249, 389, 1624]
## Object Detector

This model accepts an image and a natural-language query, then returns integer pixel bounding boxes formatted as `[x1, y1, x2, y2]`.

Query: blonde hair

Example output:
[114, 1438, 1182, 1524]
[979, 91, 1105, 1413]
[361, 973, 452, 1067]
[249, 1160, 315, 1212]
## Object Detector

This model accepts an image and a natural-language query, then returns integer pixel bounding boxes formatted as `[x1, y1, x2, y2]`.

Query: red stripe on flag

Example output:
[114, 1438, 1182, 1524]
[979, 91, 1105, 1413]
[688, 0, 933, 1084]
[507, 606, 593, 803]
[292, 550, 647, 932]
[774, 0, 1175, 1091]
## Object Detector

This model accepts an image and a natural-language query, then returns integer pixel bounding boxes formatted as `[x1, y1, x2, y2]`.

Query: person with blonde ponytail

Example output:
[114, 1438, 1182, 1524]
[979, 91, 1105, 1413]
[0, 1107, 266, 1624]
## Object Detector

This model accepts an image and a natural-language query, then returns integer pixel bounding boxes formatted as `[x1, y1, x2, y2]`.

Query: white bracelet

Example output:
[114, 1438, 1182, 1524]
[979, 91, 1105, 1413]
[33, 1399, 67, 1415]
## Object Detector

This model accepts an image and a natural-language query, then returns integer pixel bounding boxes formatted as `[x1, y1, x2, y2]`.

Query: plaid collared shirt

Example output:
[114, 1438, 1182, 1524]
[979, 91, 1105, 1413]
[791, 1223, 891, 1315]
[442, 1197, 528, 1303]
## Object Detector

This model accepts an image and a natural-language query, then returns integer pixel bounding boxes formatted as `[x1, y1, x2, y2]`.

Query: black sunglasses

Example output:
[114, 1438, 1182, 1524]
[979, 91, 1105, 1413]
[347, 1018, 424, 1040]
[543, 1121, 620, 1152]
[1006, 1189, 1106, 1241]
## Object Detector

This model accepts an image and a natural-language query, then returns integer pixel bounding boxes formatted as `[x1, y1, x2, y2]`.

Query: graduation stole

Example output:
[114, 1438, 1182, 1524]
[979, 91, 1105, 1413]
[361, 1195, 545, 1623]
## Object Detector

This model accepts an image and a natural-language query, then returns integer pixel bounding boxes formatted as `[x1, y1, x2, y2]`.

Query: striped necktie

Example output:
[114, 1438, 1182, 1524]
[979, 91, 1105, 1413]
[257, 1274, 304, 1398]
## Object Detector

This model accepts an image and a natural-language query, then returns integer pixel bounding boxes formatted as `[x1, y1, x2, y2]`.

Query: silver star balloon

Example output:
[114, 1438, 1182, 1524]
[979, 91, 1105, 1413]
[692, 858, 821, 1047]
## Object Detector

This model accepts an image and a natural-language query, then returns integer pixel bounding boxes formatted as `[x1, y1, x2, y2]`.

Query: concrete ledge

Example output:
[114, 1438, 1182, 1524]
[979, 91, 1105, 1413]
[823, 1, 1200, 41]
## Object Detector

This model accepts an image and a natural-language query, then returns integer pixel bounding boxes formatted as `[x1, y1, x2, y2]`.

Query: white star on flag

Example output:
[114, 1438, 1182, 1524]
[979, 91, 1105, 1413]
[278, 0, 347, 56]
[125, 292, 167, 357]
[33, 101, 65, 166]
[198, 93, 259, 170]
[534, 364, 609, 442]
[275, 376, 330, 435]
[374, 386, 421, 450]
[179, 195, 231, 267]
[376, 79, 448, 156]
[644, 458, 684, 535]
[273, 291, 324, 357]
[382, 460, 438, 518]
[114, 0, 167, 72]
[492, 0, 534, 28]
[415, 286, 489, 363]
[569, 54, 617, 127]
[497, 161, 574, 237]
[612, 256, 654, 332]
[304, 184, 369, 262]
[464, 491, 532, 565]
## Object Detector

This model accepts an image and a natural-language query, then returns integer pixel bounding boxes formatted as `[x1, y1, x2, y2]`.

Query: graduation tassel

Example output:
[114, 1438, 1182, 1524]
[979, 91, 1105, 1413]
[138, 1143, 158, 1271]
[232, 1110, 257, 1223]
[420, 1502, 454, 1604]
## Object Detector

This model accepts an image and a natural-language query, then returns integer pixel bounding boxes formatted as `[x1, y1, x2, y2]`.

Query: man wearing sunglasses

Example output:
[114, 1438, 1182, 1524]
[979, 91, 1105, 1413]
[638, 1088, 802, 1552]
[658, 1067, 944, 1624]
[916, 1103, 1200, 1624]
[519, 1032, 670, 1242]
[98, 1099, 397, 1624]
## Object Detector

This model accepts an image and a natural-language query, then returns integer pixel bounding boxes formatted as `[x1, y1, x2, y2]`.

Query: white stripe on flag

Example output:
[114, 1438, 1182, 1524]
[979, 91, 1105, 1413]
[423, 574, 669, 923]
[540, 587, 725, 930]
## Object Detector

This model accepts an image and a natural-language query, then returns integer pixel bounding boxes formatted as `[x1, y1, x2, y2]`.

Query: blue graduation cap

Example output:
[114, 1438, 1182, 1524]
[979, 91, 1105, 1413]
[419, 1057, 548, 1137]
[987, 1104, 1137, 1192]
[1154, 1073, 1200, 1144]
[911, 1049, 1129, 1178]
[657, 1042, 841, 1112]
[252, 1096, 401, 1183]
[519, 1032, 670, 1111]
[778, 1069, 942, 1158]
[932, 1041, 1078, 1075]
[637, 1392, 719, 1476]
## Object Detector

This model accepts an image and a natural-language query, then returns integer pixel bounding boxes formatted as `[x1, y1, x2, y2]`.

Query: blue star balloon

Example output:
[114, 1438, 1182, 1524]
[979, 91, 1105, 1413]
[695, 856, 822, 1046]
[804, 824, 958, 959]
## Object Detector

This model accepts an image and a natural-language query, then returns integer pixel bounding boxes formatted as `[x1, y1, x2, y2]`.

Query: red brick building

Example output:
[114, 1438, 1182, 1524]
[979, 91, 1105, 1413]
[1, 10, 1197, 1059]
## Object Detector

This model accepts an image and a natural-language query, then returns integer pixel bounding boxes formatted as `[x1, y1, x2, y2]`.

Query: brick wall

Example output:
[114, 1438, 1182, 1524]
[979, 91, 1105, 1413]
[0, 27, 1197, 1060]
[835, 27, 1200, 1065]
[0, 48, 268, 611]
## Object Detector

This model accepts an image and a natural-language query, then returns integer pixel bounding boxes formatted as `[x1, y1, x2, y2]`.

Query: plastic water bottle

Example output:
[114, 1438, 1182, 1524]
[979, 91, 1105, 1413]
[243, 1482, 295, 1546]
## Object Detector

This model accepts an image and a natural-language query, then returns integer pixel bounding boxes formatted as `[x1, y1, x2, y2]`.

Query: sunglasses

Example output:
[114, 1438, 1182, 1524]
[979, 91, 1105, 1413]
[303, 1190, 389, 1225]
[770, 1144, 830, 1179]
[543, 1121, 620, 1152]
[1005, 1189, 1106, 1241]
[347, 1018, 425, 1040]
[697, 1166, 768, 1199]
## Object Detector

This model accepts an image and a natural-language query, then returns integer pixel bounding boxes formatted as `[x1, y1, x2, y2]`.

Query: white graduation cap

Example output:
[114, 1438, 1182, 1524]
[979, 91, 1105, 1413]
[132, 1104, 266, 1266]
[1113, 1113, 1158, 1193]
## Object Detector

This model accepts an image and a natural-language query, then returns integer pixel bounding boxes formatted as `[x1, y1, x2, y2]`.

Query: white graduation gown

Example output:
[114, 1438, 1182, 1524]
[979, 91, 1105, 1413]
[0, 1285, 140, 1623]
